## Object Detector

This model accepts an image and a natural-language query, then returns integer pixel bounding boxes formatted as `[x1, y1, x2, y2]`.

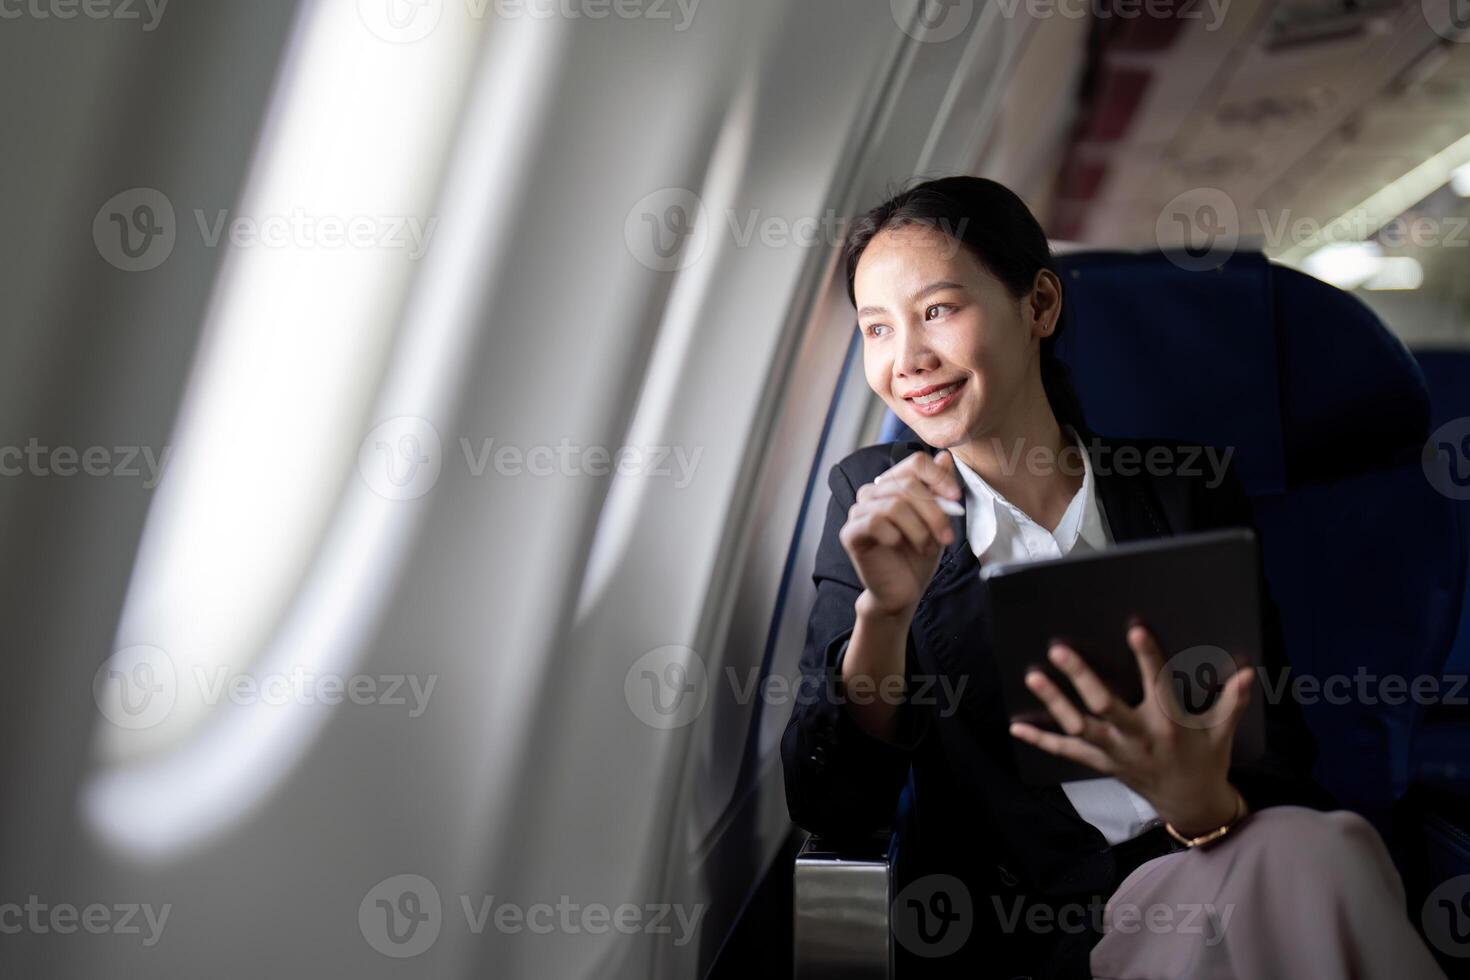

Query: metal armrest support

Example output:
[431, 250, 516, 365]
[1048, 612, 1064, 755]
[793, 832, 894, 980]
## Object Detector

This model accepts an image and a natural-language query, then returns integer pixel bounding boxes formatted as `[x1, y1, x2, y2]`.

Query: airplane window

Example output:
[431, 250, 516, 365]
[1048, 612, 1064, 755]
[4, 2, 1470, 978]
[84, 0, 489, 857]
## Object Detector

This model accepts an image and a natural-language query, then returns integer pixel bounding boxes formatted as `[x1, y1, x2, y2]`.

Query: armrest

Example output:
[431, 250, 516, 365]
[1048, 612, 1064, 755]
[1411, 703, 1470, 784]
[1396, 781, 1470, 969]
[793, 832, 894, 980]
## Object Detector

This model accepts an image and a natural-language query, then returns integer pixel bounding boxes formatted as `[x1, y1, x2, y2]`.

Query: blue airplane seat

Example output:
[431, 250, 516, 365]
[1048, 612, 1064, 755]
[1401, 348, 1470, 975]
[1406, 348, 1470, 787]
[1413, 347, 1470, 682]
[877, 409, 920, 446]
[873, 251, 1466, 832]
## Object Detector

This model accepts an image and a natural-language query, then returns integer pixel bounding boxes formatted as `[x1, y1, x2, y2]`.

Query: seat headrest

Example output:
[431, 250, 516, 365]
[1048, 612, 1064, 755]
[1269, 264, 1429, 484]
[1053, 251, 1285, 493]
[1414, 348, 1470, 429]
[876, 249, 1429, 494]
[1053, 250, 1428, 492]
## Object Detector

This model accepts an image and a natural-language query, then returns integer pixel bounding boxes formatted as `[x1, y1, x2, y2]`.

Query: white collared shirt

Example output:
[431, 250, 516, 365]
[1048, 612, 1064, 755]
[950, 425, 1161, 845]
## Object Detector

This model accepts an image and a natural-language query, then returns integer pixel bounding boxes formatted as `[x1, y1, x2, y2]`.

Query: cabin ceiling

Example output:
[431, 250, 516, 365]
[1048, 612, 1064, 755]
[993, 0, 1470, 344]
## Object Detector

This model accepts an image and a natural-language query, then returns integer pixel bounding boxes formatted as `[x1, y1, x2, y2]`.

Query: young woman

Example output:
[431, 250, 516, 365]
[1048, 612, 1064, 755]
[780, 176, 1446, 979]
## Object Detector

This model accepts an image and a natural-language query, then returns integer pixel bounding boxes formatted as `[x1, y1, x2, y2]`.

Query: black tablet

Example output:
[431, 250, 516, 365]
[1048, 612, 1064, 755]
[981, 528, 1267, 785]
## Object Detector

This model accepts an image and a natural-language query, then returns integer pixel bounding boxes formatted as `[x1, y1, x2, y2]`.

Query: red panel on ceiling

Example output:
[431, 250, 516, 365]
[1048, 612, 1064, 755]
[1081, 65, 1151, 142]
[1101, 0, 1188, 51]
[1058, 157, 1109, 202]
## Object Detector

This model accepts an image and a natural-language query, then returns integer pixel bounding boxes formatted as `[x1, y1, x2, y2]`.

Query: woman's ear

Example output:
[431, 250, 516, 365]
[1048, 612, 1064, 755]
[1027, 269, 1063, 339]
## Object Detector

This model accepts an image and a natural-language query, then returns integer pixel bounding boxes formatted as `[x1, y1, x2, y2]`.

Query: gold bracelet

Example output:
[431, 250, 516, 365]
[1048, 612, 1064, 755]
[1164, 789, 1247, 849]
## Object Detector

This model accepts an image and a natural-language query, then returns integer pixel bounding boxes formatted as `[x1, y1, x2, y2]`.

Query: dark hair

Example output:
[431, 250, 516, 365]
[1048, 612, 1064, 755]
[842, 176, 1087, 430]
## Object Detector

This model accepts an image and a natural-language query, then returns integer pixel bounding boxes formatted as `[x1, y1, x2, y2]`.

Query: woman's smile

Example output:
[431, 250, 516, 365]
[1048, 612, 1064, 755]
[902, 378, 965, 416]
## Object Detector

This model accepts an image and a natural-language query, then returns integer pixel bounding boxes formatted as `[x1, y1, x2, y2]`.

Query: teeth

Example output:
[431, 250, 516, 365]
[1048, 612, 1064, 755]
[913, 383, 958, 405]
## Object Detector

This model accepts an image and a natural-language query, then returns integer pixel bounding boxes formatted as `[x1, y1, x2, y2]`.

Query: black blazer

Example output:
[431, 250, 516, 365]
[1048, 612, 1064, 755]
[780, 426, 1334, 977]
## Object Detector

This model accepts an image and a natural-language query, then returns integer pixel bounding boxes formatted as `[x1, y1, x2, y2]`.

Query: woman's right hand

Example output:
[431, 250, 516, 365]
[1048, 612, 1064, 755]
[839, 449, 962, 619]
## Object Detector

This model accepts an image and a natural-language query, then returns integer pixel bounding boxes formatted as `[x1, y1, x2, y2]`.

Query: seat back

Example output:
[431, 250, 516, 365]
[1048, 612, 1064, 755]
[878, 251, 1466, 826]
[1405, 348, 1470, 788]
[1413, 348, 1470, 682]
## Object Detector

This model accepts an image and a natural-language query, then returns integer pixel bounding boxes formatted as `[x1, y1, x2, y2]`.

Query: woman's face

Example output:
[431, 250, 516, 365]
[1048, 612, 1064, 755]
[853, 222, 1057, 450]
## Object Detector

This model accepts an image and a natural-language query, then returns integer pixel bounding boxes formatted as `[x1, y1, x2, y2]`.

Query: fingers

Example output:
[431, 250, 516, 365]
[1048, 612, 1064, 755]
[927, 449, 963, 501]
[1023, 668, 1087, 736]
[1023, 668, 1121, 747]
[1147, 635, 1254, 737]
[841, 502, 947, 559]
[1008, 721, 1115, 775]
[1207, 664, 1254, 745]
[1127, 624, 1169, 705]
[839, 512, 906, 552]
[856, 474, 955, 547]
[1045, 643, 1144, 734]
[887, 448, 963, 504]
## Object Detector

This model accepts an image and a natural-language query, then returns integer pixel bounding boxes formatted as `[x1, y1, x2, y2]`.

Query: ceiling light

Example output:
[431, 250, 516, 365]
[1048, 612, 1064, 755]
[1279, 129, 1470, 263]
[1363, 256, 1424, 290]
[1300, 241, 1383, 290]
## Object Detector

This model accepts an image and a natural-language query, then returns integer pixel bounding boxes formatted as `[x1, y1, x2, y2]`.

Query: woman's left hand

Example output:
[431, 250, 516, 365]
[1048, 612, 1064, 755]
[1008, 623, 1251, 838]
